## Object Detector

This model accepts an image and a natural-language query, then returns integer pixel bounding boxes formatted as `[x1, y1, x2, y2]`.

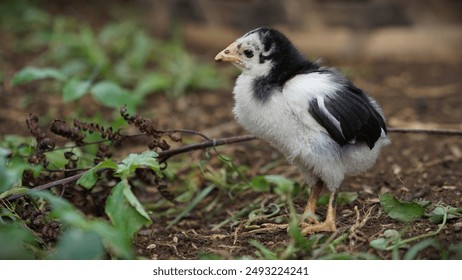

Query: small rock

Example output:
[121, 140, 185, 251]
[146, 244, 157, 250]
[449, 145, 461, 158]
[453, 222, 462, 231]
[362, 184, 374, 194]
[392, 164, 402, 175]
[379, 186, 391, 194]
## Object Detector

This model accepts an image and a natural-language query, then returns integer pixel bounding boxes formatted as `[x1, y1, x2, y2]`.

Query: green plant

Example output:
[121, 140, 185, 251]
[8, 1, 227, 114]
[0, 107, 181, 259]
[370, 194, 461, 259]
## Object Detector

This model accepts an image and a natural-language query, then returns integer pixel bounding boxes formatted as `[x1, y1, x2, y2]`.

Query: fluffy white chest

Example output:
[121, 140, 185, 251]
[232, 73, 336, 160]
[233, 75, 292, 152]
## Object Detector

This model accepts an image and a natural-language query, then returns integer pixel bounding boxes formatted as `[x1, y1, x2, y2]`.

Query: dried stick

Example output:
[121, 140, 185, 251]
[157, 134, 257, 163]
[388, 128, 462, 136]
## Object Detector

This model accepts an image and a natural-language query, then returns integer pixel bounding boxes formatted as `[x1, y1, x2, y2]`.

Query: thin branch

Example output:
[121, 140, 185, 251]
[6, 172, 85, 201]
[157, 135, 257, 162]
[162, 129, 211, 140]
[388, 128, 462, 136]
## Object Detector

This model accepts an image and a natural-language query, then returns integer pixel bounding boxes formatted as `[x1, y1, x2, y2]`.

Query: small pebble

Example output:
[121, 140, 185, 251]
[146, 244, 157, 250]
[453, 222, 462, 231]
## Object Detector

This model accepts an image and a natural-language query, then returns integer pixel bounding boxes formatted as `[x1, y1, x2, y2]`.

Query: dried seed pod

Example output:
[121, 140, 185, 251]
[38, 137, 55, 152]
[64, 151, 78, 170]
[26, 114, 46, 141]
[120, 105, 161, 137]
[158, 140, 170, 151]
[157, 182, 176, 204]
[94, 143, 112, 164]
[26, 114, 56, 152]
[73, 119, 123, 144]
[50, 120, 85, 146]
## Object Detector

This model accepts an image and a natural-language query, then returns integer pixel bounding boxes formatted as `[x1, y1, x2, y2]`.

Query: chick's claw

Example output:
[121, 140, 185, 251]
[300, 222, 337, 235]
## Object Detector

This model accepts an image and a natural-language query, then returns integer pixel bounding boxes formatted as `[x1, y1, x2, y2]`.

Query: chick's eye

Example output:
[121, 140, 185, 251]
[243, 49, 254, 58]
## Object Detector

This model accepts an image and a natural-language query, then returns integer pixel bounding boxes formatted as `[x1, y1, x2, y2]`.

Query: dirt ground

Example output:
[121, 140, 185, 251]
[1, 2, 461, 260]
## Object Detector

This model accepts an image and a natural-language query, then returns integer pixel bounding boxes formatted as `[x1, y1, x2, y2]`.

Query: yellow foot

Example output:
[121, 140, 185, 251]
[300, 222, 336, 235]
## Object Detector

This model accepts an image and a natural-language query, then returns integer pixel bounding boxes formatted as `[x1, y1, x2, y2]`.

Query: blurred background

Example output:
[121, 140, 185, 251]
[148, 0, 462, 62]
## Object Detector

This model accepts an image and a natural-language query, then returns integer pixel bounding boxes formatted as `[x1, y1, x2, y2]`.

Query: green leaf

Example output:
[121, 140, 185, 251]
[126, 31, 152, 69]
[0, 151, 23, 193]
[0, 222, 38, 259]
[250, 176, 270, 192]
[105, 180, 152, 239]
[449, 243, 462, 259]
[48, 229, 105, 260]
[318, 192, 358, 206]
[337, 192, 358, 205]
[249, 240, 278, 260]
[0, 187, 29, 200]
[44, 149, 77, 169]
[91, 81, 137, 110]
[134, 73, 171, 97]
[77, 170, 98, 190]
[428, 206, 461, 224]
[77, 159, 118, 190]
[116, 151, 159, 179]
[263, 175, 294, 196]
[12, 67, 67, 85]
[404, 238, 440, 260]
[369, 229, 401, 251]
[415, 199, 432, 208]
[288, 218, 312, 251]
[62, 79, 91, 102]
[122, 183, 151, 221]
[79, 25, 108, 68]
[369, 238, 388, 250]
[379, 194, 425, 223]
[35, 191, 133, 259]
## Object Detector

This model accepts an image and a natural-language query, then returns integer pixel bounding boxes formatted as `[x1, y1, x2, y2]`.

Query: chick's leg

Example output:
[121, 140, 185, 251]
[303, 180, 323, 223]
[301, 191, 337, 235]
[257, 180, 323, 233]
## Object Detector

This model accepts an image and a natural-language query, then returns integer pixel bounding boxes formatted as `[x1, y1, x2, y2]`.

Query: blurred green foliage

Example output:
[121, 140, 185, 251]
[2, 0, 227, 114]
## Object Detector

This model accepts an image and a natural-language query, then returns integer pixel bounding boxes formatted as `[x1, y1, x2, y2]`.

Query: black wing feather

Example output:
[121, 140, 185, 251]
[309, 83, 386, 149]
[310, 100, 347, 146]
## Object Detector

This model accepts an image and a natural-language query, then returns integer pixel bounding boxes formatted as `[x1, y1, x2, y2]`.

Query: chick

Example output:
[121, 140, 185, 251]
[215, 27, 389, 234]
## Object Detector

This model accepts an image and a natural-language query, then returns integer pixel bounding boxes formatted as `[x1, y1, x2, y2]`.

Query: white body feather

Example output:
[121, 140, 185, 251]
[233, 72, 390, 192]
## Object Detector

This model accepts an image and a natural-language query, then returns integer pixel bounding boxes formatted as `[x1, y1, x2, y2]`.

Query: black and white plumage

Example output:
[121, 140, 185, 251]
[215, 27, 390, 234]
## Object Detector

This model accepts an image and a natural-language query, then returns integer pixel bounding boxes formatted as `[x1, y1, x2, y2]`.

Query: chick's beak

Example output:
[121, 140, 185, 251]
[215, 41, 241, 63]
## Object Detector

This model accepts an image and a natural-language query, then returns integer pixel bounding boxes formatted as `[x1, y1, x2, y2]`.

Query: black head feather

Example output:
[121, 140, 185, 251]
[249, 28, 319, 102]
